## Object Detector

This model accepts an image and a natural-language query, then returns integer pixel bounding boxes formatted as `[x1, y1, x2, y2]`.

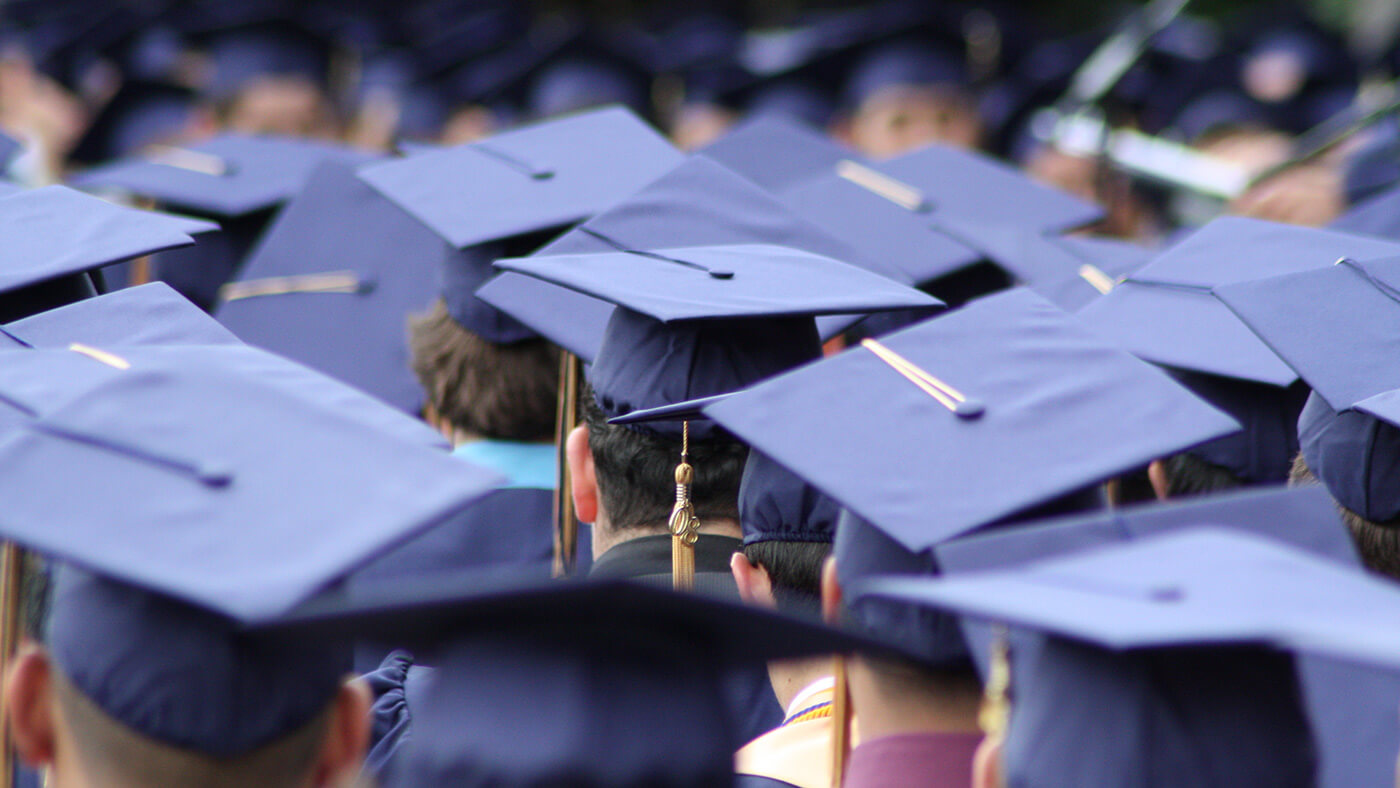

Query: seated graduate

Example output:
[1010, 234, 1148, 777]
[0, 357, 502, 787]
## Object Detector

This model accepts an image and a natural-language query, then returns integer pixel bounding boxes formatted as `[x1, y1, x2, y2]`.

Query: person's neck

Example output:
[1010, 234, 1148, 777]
[591, 515, 743, 559]
[848, 659, 981, 743]
[768, 656, 835, 714]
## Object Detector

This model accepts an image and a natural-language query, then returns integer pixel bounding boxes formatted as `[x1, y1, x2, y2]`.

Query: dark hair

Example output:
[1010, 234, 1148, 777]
[21, 551, 49, 641]
[741, 540, 830, 615]
[409, 300, 560, 442]
[581, 384, 748, 535]
[1290, 453, 1400, 580]
[1163, 452, 1246, 499]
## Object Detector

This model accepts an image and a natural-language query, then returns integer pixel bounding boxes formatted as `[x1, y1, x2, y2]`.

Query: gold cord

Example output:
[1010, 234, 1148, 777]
[669, 421, 699, 590]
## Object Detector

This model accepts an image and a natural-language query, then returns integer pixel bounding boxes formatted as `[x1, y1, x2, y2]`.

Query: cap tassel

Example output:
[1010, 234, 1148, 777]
[978, 626, 1012, 741]
[552, 352, 582, 577]
[669, 421, 700, 591]
[830, 656, 853, 787]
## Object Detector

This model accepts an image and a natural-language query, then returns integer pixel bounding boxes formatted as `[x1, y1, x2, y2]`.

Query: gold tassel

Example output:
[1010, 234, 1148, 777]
[830, 656, 853, 787]
[978, 626, 1012, 740]
[668, 421, 699, 590]
[0, 543, 25, 788]
[551, 352, 582, 578]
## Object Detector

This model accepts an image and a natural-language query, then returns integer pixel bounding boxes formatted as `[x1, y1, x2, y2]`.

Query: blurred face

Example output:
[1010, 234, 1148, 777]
[848, 85, 982, 156]
[224, 75, 337, 139]
[1197, 128, 1293, 179]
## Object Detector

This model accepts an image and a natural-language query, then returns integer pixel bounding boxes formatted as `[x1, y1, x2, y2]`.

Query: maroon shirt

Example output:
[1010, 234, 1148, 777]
[842, 732, 982, 788]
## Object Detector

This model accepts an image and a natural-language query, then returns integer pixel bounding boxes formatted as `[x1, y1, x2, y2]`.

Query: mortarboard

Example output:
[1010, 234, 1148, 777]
[69, 134, 378, 219]
[215, 160, 444, 415]
[68, 80, 200, 167]
[841, 38, 969, 109]
[0, 363, 502, 756]
[261, 569, 894, 785]
[478, 155, 921, 362]
[1331, 179, 1400, 240]
[695, 114, 855, 194]
[701, 287, 1239, 553]
[357, 106, 682, 250]
[495, 243, 939, 416]
[929, 486, 1399, 788]
[778, 143, 1104, 291]
[740, 450, 839, 546]
[0, 185, 217, 322]
[1078, 217, 1400, 387]
[3, 282, 240, 348]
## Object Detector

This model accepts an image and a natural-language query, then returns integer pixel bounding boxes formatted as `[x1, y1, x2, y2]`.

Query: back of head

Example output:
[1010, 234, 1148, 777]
[45, 566, 344, 785]
[1003, 639, 1316, 787]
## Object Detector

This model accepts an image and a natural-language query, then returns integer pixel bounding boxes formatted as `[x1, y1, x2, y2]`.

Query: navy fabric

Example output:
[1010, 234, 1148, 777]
[215, 160, 443, 414]
[703, 288, 1239, 551]
[0, 364, 499, 624]
[441, 244, 538, 344]
[473, 271, 612, 361]
[151, 210, 265, 312]
[1298, 391, 1400, 522]
[69, 134, 377, 217]
[47, 566, 343, 758]
[696, 115, 855, 193]
[484, 156, 920, 361]
[1079, 217, 1400, 386]
[843, 40, 967, 106]
[1332, 182, 1400, 239]
[740, 451, 839, 546]
[931, 487, 1399, 788]
[0, 131, 19, 169]
[357, 107, 682, 249]
[4, 282, 240, 348]
[1169, 372, 1310, 484]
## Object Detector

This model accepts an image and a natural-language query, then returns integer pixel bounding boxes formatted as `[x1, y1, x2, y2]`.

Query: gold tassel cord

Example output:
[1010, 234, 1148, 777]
[835, 160, 931, 213]
[830, 656, 853, 788]
[1078, 264, 1118, 295]
[669, 421, 699, 591]
[551, 353, 582, 578]
[859, 339, 984, 419]
[978, 626, 1012, 741]
[219, 272, 367, 303]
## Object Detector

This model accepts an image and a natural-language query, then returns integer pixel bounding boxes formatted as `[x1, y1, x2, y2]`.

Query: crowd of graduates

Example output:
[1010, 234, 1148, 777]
[9, 0, 1400, 786]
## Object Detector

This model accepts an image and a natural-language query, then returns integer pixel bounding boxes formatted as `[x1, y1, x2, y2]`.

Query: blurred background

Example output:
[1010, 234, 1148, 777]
[3, 0, 1398, 236]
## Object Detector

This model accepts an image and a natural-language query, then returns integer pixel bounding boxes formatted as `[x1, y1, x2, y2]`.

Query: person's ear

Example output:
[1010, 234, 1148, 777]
[1147, 460, 1171, 501]
[730, 552, 777, 609]
[972, 732, 1004, 788]
[820, 556, 843, 626]
[6, 642, 56, 768]
[310, 677, 372, 787]
[566, 424, 598, 525]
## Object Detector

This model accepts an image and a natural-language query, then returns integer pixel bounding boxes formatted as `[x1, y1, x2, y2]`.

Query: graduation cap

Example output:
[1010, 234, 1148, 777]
[778, 143, 1104, 291]
[69, 134, 378, 312]
[841, 37, 969, 109]
[853, 526, 1400, 785]
[0, 362, 502, 756]
[258, 570, 893, 784]
[927, 486, 1400, 788]
[702, 287, 1238, 553]
[478, 155, 920, 362]
[3, 282, 240, 348]
[357, 106, 682, 250]
[0, 185, 217, 322]
[1211, 255, 1400, 518]
[695, 114, 856, 193]
[215, 160, 444, 415]
[69, 134, 378, 219]
[1078, 217, 1400, 387]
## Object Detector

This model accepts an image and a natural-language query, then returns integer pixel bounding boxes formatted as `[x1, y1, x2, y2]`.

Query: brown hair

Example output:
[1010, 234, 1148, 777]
[1290, 453, 1400, 580]
[408, 300, 560, 442]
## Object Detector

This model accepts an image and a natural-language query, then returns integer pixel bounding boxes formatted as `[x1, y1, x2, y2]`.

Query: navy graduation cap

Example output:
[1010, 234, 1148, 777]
[702, 287, 1239, 553]
[215, 160, 444, 415]
[0, 364, 502, 757]
[357, 106, 683, 250]
[68, 134, 377, 219]
[0, 185, 217, 322]
[496, 242, 939, 429]
[478, 155, 920, 362]
[929, 487, 1399, 788]
[4, 282, 240, 348]
[1078, 217, 1400, 387]
[779, 143, 1105, 289]
[1217, 256, 1400, 520]
[695, 114, 857, 193]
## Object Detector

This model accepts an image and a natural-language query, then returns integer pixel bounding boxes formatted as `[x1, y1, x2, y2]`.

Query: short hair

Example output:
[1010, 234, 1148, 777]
[581, 384, 748, 534]
[409, 299, 560, 442]
[1163, 452, 1245, 499]
[1290, 453, 1400, 580]
[741, 540, 830, 615]
[20, 552, 49, 641]
[52, 667, 335, 788]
